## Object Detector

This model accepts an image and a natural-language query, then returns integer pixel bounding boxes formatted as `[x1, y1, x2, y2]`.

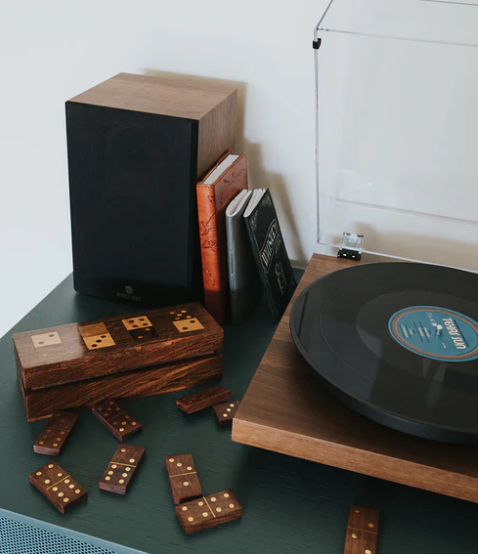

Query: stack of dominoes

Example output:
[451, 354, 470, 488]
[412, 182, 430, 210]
[13, 304, 223, 421]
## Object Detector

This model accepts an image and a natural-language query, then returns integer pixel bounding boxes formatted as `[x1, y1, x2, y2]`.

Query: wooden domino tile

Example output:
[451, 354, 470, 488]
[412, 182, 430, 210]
[121, 315, 157, 342]
[176, 490, 242, 534]
[33, 410, 78, 456]
[171, 309, 205, 333]
[165, 453, 202, 505]
[212, 400, 240, 426]
[31, 331, 62, 348]
[99, 445, 145, 495]
[176, 385, 231, 414]
[78, 322, 116, 351]
[29, 461, 87, 514]
[92, 400, 142, 441]
[344, 506, 380, 554]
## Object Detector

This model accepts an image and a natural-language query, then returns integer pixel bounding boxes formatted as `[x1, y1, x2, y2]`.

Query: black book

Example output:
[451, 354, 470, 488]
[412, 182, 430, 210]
[243, 189, 296, 320]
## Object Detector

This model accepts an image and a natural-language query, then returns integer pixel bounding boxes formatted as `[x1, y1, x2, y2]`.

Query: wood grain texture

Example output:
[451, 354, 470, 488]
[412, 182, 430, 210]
[165, 453, 203, 505]
[176, 385, 231, 414]
[92, 400, 142, 441]
[233, 253, 478, 504]
[68, 72, 237, 121]
[29, 461, 87, 514]
[99, 445, 145, 495]
[197, 153, 248, 324]
[197, 91, 237, 179]
[175, 490, 242, 534]
[344, 506, 379, 554]
[33, 411, 78, 456]
[14, 303, 223, 391]
[19, 353, 223, 422]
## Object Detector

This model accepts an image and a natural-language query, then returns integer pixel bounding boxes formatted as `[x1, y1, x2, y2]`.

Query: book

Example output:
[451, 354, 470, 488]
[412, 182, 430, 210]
[243, 189, 296, 321]
[226, 190, 262, 324]
[197, 152, 248, 324]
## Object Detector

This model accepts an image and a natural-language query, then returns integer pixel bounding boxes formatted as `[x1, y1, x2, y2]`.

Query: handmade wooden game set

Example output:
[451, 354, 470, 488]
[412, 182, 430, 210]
[13, 303, 223, 422]
[16, 301, 243, 532]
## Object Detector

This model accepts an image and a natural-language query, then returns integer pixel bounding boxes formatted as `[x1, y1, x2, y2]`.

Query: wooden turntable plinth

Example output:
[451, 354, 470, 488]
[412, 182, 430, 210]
[232, 254, 478, 503]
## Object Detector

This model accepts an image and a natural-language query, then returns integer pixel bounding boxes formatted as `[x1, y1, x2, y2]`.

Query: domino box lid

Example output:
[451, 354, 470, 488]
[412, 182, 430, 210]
[13, 303, 223, 391]
[315, 0, 478, 272]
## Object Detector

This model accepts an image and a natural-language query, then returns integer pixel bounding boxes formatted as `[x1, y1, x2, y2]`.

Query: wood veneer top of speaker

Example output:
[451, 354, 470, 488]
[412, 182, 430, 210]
[67, 72, 237, 120]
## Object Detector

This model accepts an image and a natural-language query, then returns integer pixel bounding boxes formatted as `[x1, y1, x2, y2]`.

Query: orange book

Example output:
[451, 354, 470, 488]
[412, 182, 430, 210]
[197, 152, 248, 324]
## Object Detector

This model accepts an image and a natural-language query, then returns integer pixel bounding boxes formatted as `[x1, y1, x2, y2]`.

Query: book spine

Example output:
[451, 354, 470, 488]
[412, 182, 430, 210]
[244, 218, 280, 321]
[197, 184, 226, 324]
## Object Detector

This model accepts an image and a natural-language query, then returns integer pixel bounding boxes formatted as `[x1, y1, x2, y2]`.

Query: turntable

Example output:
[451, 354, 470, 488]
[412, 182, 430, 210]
[233, 0, 478, 503]
[233, 255, 478, 503]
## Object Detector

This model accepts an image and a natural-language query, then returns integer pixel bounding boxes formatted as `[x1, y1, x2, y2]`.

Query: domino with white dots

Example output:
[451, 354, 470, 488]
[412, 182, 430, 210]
[344, 505, 380, 554]
[99, 445, 145, 495]
[176, 490, 242, 534]
[165, 453, 203, 505]
[33, 411, 78, 456]
[92, 400, 142, 441]
[29, 461, 87, 514]
[212, 400, 240, 426]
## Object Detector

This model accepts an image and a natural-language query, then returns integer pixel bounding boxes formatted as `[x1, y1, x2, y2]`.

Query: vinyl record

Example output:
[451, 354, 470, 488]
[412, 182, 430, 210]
[290, 262, 478, 445]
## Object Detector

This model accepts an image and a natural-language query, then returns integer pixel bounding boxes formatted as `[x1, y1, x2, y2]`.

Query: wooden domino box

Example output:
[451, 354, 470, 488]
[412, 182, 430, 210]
[14, 303, 223, 421]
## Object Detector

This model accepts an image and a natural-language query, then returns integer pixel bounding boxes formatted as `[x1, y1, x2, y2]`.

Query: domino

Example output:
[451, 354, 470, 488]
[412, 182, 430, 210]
[165, 453, 202, 505]
[92, 400, 142, 441]
[212, 400, 240, 426]
[33, 411, 78, 456]
[29, 461, 87, 514]
[176, 490, 242, 534]
[99, 445, 145, 495]
[172, 310, 205, 333]
[176, 385, 231, 414]
[344, 506, 380, 554]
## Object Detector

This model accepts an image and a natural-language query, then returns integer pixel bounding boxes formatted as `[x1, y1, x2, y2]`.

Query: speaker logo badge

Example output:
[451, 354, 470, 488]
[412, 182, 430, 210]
[117, 285, 142, 302]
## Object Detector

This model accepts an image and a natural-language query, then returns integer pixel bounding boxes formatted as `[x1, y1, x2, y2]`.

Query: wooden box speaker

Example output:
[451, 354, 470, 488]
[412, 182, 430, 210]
[66, 73, 237, 306]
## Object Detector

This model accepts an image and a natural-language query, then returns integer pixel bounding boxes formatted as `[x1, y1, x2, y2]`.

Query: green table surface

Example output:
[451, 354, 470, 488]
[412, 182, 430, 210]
[2, 273, 478, 554]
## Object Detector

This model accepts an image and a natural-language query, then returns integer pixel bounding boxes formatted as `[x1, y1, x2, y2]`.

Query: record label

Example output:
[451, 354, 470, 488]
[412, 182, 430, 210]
[388, 306, 478, 363]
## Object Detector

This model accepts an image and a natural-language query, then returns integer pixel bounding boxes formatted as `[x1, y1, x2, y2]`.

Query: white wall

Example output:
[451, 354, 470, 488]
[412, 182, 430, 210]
[0, 0, 327, 337]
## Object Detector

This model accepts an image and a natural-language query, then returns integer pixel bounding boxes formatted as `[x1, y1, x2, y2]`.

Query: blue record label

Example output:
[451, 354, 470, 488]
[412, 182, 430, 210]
[389, 306, 478, 362]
